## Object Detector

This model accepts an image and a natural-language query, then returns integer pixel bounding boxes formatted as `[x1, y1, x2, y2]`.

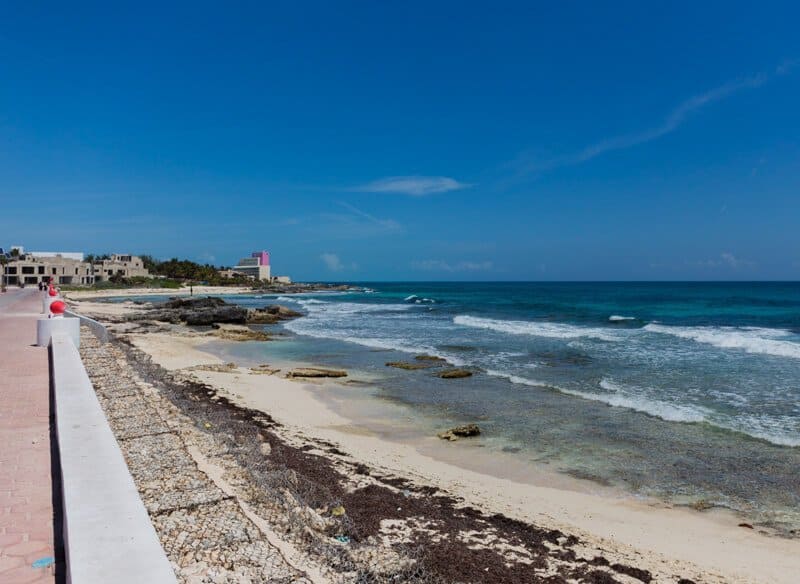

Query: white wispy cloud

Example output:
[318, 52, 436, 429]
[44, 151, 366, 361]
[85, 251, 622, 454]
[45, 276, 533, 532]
[691, 252, 755, 270]
[337, 202, 402, 232]
[356, 176, 470, 196]
[309, 202, 403, 240]
[321, 252, 357, 272]
[513, 62, 795, 176]
[411, 259, 494, 272]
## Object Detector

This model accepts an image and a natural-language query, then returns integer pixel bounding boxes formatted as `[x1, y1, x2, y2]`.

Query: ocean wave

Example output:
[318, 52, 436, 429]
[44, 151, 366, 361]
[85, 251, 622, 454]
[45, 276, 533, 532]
[608, 315, 636, 322]
[282, 318, 465, 365]
[727, 414, 800, 447]
[479, 370, 799, 446]
[596, 379, 799, 446]
[596, 378, 710, 423]
[484, 369, 543, 387]
[644, 324, 800, 359]
[405, 294, 436, 304]
[292, 298, 412, 314]
[482, 371, 707, 422]
[454, 315, 622, 342]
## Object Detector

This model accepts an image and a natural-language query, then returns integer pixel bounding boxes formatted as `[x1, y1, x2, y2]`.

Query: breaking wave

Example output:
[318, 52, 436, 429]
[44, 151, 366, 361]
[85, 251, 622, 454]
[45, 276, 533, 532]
[644, 324, 800, 359]
[608, 315, 636, 322]
[454, 315, 622, 342]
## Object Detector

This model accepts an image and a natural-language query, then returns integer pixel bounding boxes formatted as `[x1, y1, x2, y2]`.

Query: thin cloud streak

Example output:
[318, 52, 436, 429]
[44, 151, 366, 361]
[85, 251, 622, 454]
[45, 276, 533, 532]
[337, 202, 402, 232]
[411, 259, 494, 272]
[356, 176, 470, 196]
[514, 62, 795, 177]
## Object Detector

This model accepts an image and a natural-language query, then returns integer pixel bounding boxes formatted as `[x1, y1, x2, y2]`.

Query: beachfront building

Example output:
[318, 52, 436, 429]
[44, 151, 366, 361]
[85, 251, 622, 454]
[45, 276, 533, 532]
[2, 252, 95, 286]
[217, 268, 253, 280]
[92, 254, 149, 282]
[232, 251, 271, 281]
[30, 251, 85, 261]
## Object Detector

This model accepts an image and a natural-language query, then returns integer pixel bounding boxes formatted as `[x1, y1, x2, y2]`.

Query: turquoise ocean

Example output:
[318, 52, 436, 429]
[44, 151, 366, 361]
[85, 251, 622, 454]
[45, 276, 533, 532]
[128, 282, 800, 532]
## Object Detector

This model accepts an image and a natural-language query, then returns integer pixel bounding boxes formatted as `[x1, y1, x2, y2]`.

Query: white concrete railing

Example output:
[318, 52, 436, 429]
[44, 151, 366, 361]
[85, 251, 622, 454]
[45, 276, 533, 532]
[64, 310, 108, 343]
[50, 332, 176, 584]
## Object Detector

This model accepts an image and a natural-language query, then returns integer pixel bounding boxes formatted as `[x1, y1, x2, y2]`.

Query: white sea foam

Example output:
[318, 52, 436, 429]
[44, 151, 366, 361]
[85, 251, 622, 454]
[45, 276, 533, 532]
[294, 299, 411, 314]
[276, 296, 300, 303]
[281, 298, 463, 364]
[454, 315, 622, 342]
[595, 378, 710, 423]
[644, 323, 800, 359]
[608, 315, 636, 322]
[283, 319, 468, 366]
[725, 414, 800, 447]
[482, 371, 799, 446]
[406, 294, 435, 304]
[484, 369, 543, 387]
[483, 370, 709, 423]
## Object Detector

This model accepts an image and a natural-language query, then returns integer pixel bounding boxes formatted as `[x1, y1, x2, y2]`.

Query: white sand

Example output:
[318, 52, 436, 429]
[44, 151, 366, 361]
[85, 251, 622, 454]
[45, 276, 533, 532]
[64, 285, 253, 300]
[120, 331, 800, 584]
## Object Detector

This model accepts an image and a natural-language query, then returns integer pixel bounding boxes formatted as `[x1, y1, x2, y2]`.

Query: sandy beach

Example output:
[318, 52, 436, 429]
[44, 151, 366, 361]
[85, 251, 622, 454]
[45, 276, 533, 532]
[63, 285, 255, 300]
[69, 291, 800, 584]
[161, 346, 800, 584]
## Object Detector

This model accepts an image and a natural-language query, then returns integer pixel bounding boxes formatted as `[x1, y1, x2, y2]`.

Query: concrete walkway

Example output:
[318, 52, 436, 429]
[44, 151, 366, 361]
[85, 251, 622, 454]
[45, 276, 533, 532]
[0, 289, 60, 583]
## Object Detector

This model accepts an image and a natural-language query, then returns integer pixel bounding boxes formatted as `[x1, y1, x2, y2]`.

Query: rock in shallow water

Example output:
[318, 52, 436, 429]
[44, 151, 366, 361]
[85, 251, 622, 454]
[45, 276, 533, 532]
[247, 304, 304, 324]
[385, 361, 431, 370]
[437, 368, 473, 379]
[286, 367, 347, 378]
[210, 324, 271, 341]
[437, 424, 481, 441]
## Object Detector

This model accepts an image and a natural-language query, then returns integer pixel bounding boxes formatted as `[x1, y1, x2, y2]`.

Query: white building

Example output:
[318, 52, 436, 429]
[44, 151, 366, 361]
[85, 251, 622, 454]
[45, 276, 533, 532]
[233, 251, 271, 281]
[30, 251, 85, 261]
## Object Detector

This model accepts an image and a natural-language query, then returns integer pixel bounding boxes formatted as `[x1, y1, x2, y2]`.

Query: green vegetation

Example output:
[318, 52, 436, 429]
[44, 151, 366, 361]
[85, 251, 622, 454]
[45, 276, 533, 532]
[59, 277, 184, 292]
[146, 257, 253, 285]
[80, 253, 254, 289]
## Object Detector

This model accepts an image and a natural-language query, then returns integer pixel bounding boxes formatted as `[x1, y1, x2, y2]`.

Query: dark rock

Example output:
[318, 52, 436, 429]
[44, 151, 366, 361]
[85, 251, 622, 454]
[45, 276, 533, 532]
[437, 424, 481, 441]
[182, 305, 248, 326]
[385, 361, 431, 370]
[129, 297, 249, 326]
[210, 324, 271, 341]
[164, 297, 227, 309]
[438, 368, 473, 379]
[247, 304, 304, 324]
[286, 367, 348, 378]
[415, 355, 447, 363]
[610, 563, 652, 583]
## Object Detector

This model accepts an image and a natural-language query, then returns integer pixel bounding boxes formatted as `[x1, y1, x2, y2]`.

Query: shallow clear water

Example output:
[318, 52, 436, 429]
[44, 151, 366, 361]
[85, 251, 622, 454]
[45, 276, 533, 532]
[116, 283, 800, 531]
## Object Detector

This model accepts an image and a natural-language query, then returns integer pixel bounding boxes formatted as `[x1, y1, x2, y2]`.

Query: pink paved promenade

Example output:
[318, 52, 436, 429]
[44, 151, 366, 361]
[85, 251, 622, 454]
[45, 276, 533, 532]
[0, 289, 59, 583]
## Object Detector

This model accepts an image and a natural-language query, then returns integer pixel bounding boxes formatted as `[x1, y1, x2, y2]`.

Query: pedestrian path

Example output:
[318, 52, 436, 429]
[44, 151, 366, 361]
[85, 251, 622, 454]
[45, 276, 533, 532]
[0, 288, 59, 583]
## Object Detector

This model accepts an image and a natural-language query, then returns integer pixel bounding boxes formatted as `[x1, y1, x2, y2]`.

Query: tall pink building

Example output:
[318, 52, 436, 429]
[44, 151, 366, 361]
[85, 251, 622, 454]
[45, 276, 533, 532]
[252, 251, 270, 266]
[232, 250, 271, 280]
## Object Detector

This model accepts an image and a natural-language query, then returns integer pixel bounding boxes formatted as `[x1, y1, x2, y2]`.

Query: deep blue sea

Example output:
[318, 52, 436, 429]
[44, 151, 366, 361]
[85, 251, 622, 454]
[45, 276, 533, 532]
[120, 282, 800, 531]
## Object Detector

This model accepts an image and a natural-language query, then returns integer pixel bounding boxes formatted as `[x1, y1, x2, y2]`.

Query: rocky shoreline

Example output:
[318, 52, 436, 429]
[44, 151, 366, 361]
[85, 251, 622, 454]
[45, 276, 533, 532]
[72, 313, 709, 583]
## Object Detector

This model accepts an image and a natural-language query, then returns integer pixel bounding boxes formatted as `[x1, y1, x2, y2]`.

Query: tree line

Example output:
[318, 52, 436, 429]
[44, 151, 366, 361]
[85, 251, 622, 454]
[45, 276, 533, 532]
[87, 254, 252, 286]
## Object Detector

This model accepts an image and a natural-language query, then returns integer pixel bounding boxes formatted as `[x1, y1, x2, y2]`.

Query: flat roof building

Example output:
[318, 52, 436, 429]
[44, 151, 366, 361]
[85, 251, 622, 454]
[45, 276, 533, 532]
[30, 251, 85, 261]
[92, 254, 149, 282]
[2, 253, 95, 286]
[233, 251, 271, 281]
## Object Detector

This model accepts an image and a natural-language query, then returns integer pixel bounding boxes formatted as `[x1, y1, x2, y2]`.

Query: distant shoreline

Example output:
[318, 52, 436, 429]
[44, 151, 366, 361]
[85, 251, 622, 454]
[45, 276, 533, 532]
[63, 282, 360, 300]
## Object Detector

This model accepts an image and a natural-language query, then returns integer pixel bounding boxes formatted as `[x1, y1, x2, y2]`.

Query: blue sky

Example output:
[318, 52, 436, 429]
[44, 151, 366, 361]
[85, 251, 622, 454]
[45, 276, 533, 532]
[1, 2, 799, 281]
